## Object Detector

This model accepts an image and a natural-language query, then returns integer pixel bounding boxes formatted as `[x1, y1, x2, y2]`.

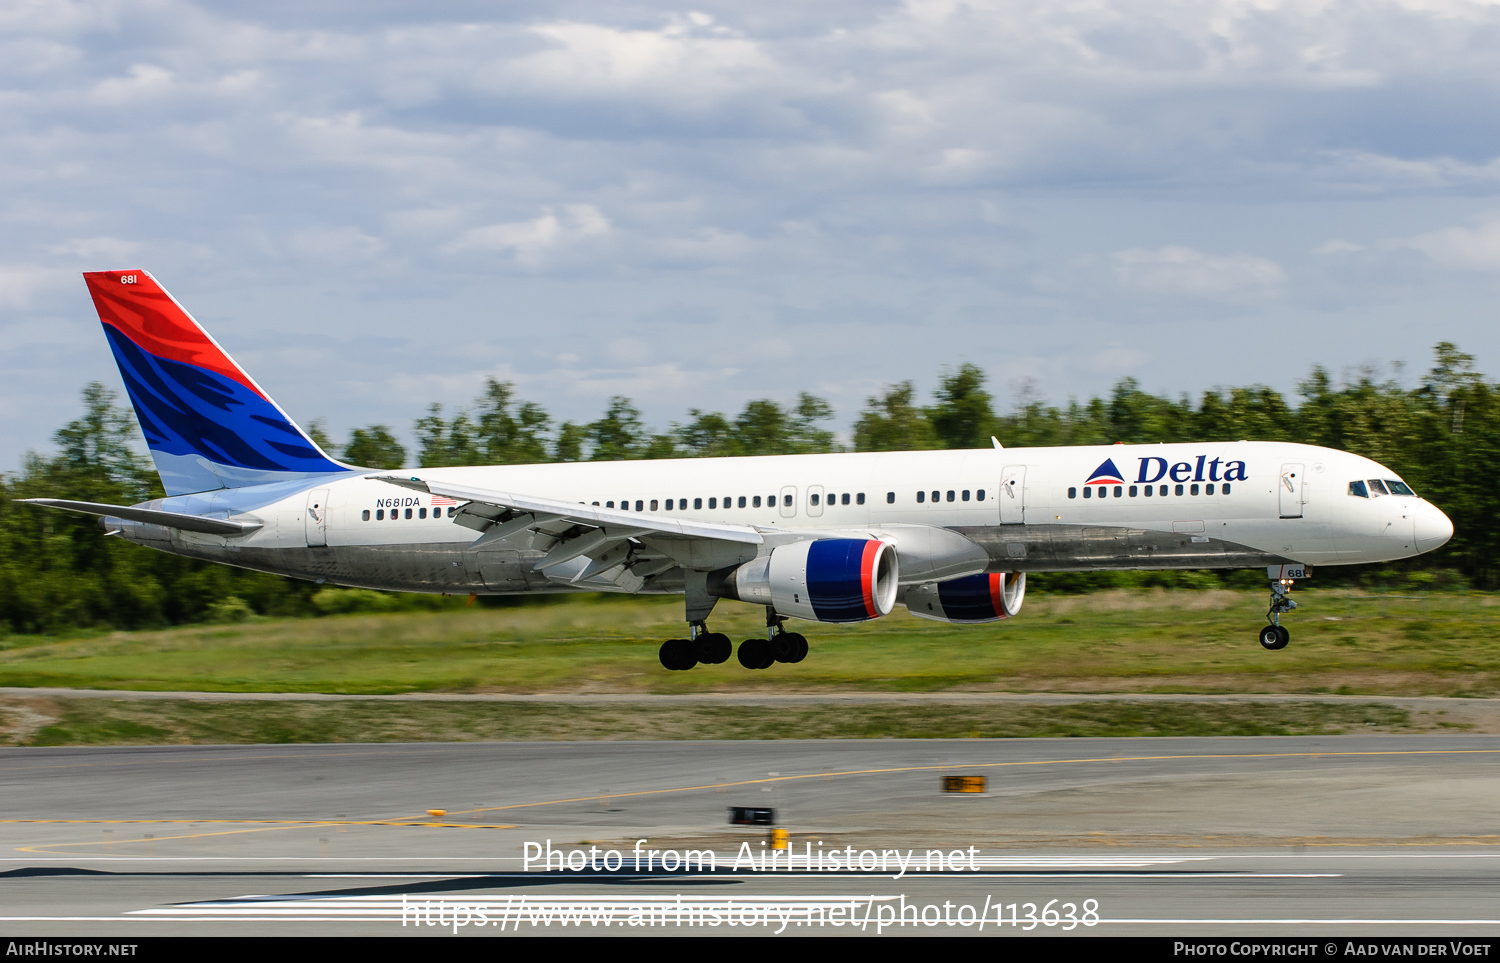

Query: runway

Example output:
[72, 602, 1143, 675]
[4, 735, 1500, 936]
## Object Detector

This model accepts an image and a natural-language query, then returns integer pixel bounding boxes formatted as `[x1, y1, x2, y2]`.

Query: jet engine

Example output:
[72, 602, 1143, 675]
[903, 572, 1025, 623]
[708, 538, 899, 623]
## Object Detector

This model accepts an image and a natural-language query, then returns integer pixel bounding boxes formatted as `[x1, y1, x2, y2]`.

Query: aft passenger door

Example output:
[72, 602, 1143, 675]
[1000, 466, 1026, 524]
[305, 489, 329, 546]
[1278, 464, 1304, 519]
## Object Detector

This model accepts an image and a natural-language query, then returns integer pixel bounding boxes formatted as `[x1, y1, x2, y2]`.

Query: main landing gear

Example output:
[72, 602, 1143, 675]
[1259, 576, 1297, 650]
[657, 611, 809, 671]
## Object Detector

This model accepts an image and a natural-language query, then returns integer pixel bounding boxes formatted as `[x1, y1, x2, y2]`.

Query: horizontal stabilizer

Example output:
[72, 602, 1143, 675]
[20, 498, 262, 537]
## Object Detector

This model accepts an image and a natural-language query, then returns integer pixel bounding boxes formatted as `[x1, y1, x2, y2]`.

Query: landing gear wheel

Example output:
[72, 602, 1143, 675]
[738, 638, 774, 670]
[773, 632, 808, 664]
[659, 638, 698, 670]
[1258, 625, 1289, 650]
[695, 632, 732, 665]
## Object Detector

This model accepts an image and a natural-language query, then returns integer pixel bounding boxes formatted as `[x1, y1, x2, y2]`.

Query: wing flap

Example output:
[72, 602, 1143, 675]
[374, 476, 764, 545]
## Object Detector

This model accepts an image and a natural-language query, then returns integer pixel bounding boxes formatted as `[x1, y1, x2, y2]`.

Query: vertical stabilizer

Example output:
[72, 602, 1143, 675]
[83, 270, 353, 496]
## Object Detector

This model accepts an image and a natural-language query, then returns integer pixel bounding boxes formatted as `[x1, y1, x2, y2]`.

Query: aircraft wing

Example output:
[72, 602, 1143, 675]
[373, 475, 764, 546]
[20, 498, 263, 537]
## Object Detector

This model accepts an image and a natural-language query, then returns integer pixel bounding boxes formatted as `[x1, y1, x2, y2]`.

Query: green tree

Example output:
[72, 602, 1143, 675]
[472, 379, 551, 464]
[853, 382, 936, 451]
[588, 397, 648, 461]
[343, 426, 407, 469]
[928, 364, 995, 449]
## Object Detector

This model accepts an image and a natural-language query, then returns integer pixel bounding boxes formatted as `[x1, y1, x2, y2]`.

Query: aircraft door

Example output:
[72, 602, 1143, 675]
[807, 485, 824, 517]
[1000, 466, 1026, 524]
[305, 489, 329, 546]
[1278, 464, 1304, 519]
[779, 486, 797, 518]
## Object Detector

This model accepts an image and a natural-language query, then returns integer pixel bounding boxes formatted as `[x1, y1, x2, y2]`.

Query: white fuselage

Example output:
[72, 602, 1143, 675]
[120, 441, 1452, 599]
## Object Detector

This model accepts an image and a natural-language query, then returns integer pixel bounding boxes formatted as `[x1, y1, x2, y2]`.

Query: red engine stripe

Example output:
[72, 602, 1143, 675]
[861, 540, 880, 618]
[988, 573, 1008, 620]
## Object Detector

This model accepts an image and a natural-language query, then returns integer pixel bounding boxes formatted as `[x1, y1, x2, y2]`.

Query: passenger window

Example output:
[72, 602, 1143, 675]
[1190, 484, 1199, 496]
[975, 490, 984, 501]
[694, 498, 702, 509]
[1083, 487, 1092, 499]
[1159, 485, 1168, 496]
[634, 500, 643, 511]
[664, 499, 673, 510]
[362, 510, 371, 521]
[1128, 486, 1137, 497]
[1368, 479, 1390, 496]
[419, 507, 427, 519]
[376, 509, 384, 520]
[1222, 484, 1231, 495]
[405, 508, 412, 519]
[946, 490, 955, 502]
[842, 493, 850, 505]
[885, 492, 893, 504]
[1175, 484, 1184, 496]
[1205, 483, 1214, 495]
[783, 494, 792, 507]
[739, 496, 747, 508]
[1113, 486, 1122, 497]
[1143, 486, 1152, 497]
[753, 496, 762, 508]
[709, 497, 717, 509]
[593, 501, 600, 506]
[1098, 487, 1107, 498]
[809, 494, 818, 507]
[917, 491, 926, 503]
[857, 493, 866, 505]
[1068, 487, 1077, 499]
[931, 490, 940, 503]
[650, 499, 659, 511]
[962, 490, 970, 502]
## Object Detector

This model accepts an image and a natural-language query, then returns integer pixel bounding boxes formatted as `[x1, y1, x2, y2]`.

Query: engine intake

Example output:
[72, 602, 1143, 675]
[708, 538, 899, 623]
[903, 572, 1025, 623]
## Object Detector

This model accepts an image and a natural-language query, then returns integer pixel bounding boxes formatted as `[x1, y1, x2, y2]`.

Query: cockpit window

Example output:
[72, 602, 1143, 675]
[1348, 480, 1368, 498]
[1367, 479, 1389, 496]
[1385, 479, 1416, 497]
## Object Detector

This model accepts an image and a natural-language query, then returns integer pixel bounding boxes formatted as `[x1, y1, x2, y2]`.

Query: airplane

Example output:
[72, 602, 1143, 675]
[23, 270, 1455, 671]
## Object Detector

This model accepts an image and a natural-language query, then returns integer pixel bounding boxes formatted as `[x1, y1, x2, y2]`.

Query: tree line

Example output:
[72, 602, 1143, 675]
[1, 343, 1494, 633]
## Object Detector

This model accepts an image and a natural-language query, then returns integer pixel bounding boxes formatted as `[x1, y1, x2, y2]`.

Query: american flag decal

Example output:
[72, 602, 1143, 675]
[432, 496, 458, 506]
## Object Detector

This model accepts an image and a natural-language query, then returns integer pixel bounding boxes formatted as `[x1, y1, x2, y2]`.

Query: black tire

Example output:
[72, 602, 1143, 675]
[696, 632, 732, 665]
[1276, 625, 1291, 648]
[738, 638, 773, 669]
[1258, 625, 1288, 650]
[659, 638, 697, 670]
[775, 632, 808, 664]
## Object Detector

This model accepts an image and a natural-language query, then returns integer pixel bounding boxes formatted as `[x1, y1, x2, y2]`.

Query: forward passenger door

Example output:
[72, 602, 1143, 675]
[1000, 466, 1026, 524]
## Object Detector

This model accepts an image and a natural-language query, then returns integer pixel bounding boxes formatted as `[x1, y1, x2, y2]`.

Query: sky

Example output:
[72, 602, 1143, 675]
[4, 0, 1500, 466]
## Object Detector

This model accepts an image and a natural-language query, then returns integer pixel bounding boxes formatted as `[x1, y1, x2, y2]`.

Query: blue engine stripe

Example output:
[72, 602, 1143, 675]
[805, 539, 873, 623]
[935, 574, 1002, 622]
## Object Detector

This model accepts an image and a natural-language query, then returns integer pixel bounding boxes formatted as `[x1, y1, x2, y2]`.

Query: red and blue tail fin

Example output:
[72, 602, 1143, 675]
[83, 270, 352, 496]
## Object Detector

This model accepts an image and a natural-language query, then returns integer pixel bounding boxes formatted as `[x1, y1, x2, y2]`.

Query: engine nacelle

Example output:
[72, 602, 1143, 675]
[903, 572, 1025, 623]
[708, 538, 899, 623]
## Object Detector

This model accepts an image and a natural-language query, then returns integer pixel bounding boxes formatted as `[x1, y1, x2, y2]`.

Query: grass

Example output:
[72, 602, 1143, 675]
[0, 696, 1424, 747]
[1, 588, 1498, 697]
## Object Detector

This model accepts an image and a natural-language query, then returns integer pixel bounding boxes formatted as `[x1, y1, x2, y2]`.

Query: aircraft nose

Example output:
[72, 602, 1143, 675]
[1413, 502, 1454, 554]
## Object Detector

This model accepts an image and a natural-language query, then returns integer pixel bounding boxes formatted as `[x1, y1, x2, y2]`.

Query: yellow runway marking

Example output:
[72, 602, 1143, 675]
[441, 747, 1500, 818]
[10, 746, 1499, 854]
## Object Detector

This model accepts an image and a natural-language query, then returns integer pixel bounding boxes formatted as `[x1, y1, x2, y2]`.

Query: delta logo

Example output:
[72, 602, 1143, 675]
[1085, 456, 1250, 485]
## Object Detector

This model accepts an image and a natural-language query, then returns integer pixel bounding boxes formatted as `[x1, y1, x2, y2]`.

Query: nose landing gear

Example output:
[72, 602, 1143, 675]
[1259, 573, 1298, 650]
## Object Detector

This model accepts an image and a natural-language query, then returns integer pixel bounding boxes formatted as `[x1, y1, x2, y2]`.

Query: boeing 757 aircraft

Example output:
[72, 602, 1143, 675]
[24, 271, 1454, 670]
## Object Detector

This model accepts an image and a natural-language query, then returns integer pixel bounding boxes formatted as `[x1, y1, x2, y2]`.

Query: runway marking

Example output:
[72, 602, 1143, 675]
[10, 817, 516, 856]
[10, 746, 1500, 856]
[437, 747, 1500, 819]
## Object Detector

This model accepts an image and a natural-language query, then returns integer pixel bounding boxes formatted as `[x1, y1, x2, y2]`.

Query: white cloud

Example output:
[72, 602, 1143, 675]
[1386, 218, 1500, 271]
[47, 236, 140, 262]
[1111, 246, 1286, 300]
[287, 226, 384, 263]
[0, 266, 74, 309]
[443, 205, 610, 266]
